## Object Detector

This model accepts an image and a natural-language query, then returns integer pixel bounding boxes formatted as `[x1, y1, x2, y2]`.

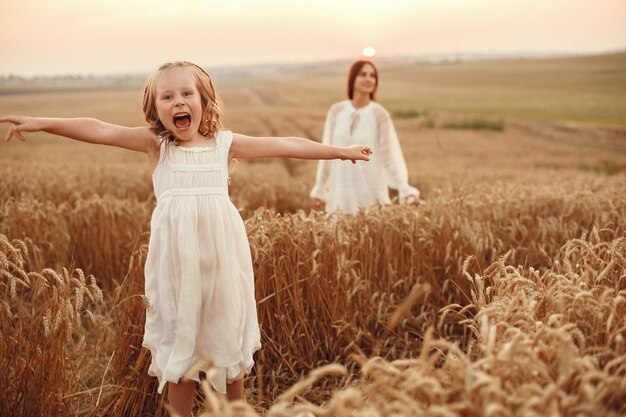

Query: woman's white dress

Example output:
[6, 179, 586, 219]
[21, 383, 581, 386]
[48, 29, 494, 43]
[310, 100, 419, 213]
[143, 131, 261, 394]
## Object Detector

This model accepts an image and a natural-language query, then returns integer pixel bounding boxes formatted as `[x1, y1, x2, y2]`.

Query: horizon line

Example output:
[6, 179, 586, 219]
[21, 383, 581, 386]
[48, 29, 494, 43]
[2, 48, 625, 80]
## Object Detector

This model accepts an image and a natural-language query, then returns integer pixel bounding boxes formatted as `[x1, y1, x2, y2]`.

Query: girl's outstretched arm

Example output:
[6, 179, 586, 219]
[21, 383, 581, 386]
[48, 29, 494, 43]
[1, 116, 157, 154]
[231, 134, 372, 164]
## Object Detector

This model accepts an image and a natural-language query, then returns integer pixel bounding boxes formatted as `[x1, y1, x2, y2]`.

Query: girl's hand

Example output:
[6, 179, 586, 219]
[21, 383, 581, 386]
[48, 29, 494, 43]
[310, 198, 325, 211]
[0, 115, 42, 142]
[342, 145, 372, 164]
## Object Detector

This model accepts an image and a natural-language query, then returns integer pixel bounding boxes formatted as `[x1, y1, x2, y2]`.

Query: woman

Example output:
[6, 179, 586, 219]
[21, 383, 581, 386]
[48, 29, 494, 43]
[310, 60, 420, 213]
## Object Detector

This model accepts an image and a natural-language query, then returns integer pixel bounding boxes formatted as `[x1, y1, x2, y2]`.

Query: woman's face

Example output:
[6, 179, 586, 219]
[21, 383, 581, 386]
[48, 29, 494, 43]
[353, 63, 377, 97]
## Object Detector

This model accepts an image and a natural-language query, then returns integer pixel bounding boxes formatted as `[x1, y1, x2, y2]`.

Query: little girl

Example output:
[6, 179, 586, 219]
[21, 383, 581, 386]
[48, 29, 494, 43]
[1, 61, 371, 417]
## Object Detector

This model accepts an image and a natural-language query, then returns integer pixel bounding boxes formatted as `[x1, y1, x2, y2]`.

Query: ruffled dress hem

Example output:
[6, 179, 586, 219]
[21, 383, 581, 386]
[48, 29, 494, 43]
[143, 341, 262, 394]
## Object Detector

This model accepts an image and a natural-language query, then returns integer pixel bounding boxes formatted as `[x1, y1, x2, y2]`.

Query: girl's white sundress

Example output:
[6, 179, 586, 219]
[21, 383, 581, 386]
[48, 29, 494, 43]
[143, 130, 261, 394]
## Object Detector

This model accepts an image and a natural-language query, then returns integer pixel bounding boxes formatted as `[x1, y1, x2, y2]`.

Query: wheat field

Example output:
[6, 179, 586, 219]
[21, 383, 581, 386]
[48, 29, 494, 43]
[1, 54, 625, 416]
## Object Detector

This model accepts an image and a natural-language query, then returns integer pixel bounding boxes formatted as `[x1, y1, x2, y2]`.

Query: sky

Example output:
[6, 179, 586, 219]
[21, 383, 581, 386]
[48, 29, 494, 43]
[0, 0, 625, 76]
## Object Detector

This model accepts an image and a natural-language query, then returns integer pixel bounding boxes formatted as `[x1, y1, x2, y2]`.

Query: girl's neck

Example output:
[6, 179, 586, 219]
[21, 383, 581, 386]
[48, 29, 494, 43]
[174, 131, 216, 147]
[351, 93, 371, 109]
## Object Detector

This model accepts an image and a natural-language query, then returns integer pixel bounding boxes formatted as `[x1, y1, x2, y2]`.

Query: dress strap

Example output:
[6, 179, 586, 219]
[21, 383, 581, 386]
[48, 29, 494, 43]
[157, 135, 170, 165]
[216, 130, 234, 151]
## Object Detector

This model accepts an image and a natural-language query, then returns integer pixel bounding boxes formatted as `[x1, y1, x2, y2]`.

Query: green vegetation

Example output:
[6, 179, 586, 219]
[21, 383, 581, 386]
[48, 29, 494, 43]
[442, 118, 504, 131]
[582, 160, 626, 176]
[392, 109, 429, 119]
[377, 52, 626, 129]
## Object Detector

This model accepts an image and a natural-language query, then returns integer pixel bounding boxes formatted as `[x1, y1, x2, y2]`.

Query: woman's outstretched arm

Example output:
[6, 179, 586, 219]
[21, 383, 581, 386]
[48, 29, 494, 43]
[1, 116, 157, 154]
[230, 133, 372, 163]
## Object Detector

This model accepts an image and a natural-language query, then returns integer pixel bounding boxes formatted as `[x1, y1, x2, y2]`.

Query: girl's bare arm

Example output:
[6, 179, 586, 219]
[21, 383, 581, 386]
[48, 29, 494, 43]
[230, 133, 372, 163]
[1, 116, 157, 154]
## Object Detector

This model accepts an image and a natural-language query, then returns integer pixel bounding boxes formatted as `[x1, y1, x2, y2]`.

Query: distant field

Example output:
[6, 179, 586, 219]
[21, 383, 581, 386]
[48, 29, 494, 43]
[1, 53, 625, 199]
[2, 51, 626, 129]
[1, 52, 625, 174]
[219, 51, 626, 129]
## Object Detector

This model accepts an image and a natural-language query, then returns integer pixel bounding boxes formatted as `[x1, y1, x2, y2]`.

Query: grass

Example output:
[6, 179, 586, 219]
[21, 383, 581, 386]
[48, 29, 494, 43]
[377, 53, 626, 129]
[581, 160, 626, 176]
[442, 118, 504, 131]
[392, 109, 430, 119]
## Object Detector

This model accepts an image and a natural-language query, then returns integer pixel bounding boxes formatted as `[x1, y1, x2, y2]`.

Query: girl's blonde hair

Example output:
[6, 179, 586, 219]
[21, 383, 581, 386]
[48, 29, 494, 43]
[143, 61, 223, 142]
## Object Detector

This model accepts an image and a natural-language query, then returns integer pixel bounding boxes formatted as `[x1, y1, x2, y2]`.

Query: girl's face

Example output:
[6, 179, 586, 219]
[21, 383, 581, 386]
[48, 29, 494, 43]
[353, 64, 377, 97]
[154, 67, 204, 142]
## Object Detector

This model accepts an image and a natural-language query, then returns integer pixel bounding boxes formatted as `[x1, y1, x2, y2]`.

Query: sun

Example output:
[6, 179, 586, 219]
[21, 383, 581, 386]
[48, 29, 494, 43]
[362, 47, 376, 58]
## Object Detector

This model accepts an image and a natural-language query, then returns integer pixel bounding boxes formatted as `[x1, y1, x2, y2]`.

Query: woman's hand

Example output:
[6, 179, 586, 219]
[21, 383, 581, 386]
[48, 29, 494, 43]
[0, 115, 42, 142]
[404, 195, 421, 206]
[341, 145, 372, 164]
[310, 198, 325, 211]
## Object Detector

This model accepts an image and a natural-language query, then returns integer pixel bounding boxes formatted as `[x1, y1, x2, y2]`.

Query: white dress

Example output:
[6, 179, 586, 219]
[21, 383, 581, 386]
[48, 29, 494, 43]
[310, 100, 419, 213]
[143, 131, 261, 394]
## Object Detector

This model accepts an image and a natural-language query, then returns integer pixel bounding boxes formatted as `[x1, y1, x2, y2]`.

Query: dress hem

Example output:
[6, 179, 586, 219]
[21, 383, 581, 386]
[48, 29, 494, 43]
[142, 341, 262, 394]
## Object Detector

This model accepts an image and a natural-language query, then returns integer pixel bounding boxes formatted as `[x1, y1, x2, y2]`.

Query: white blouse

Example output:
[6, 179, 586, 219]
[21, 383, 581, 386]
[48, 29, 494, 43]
[310, 100, 419, 213]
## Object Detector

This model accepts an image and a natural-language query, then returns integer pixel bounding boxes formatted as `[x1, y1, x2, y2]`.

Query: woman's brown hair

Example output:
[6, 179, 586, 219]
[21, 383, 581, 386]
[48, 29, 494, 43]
[347, 60, 378, 101]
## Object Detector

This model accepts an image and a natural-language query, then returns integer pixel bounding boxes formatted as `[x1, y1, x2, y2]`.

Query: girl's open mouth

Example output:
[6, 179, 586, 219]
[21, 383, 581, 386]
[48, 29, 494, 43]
[173, 112, 191, 128]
